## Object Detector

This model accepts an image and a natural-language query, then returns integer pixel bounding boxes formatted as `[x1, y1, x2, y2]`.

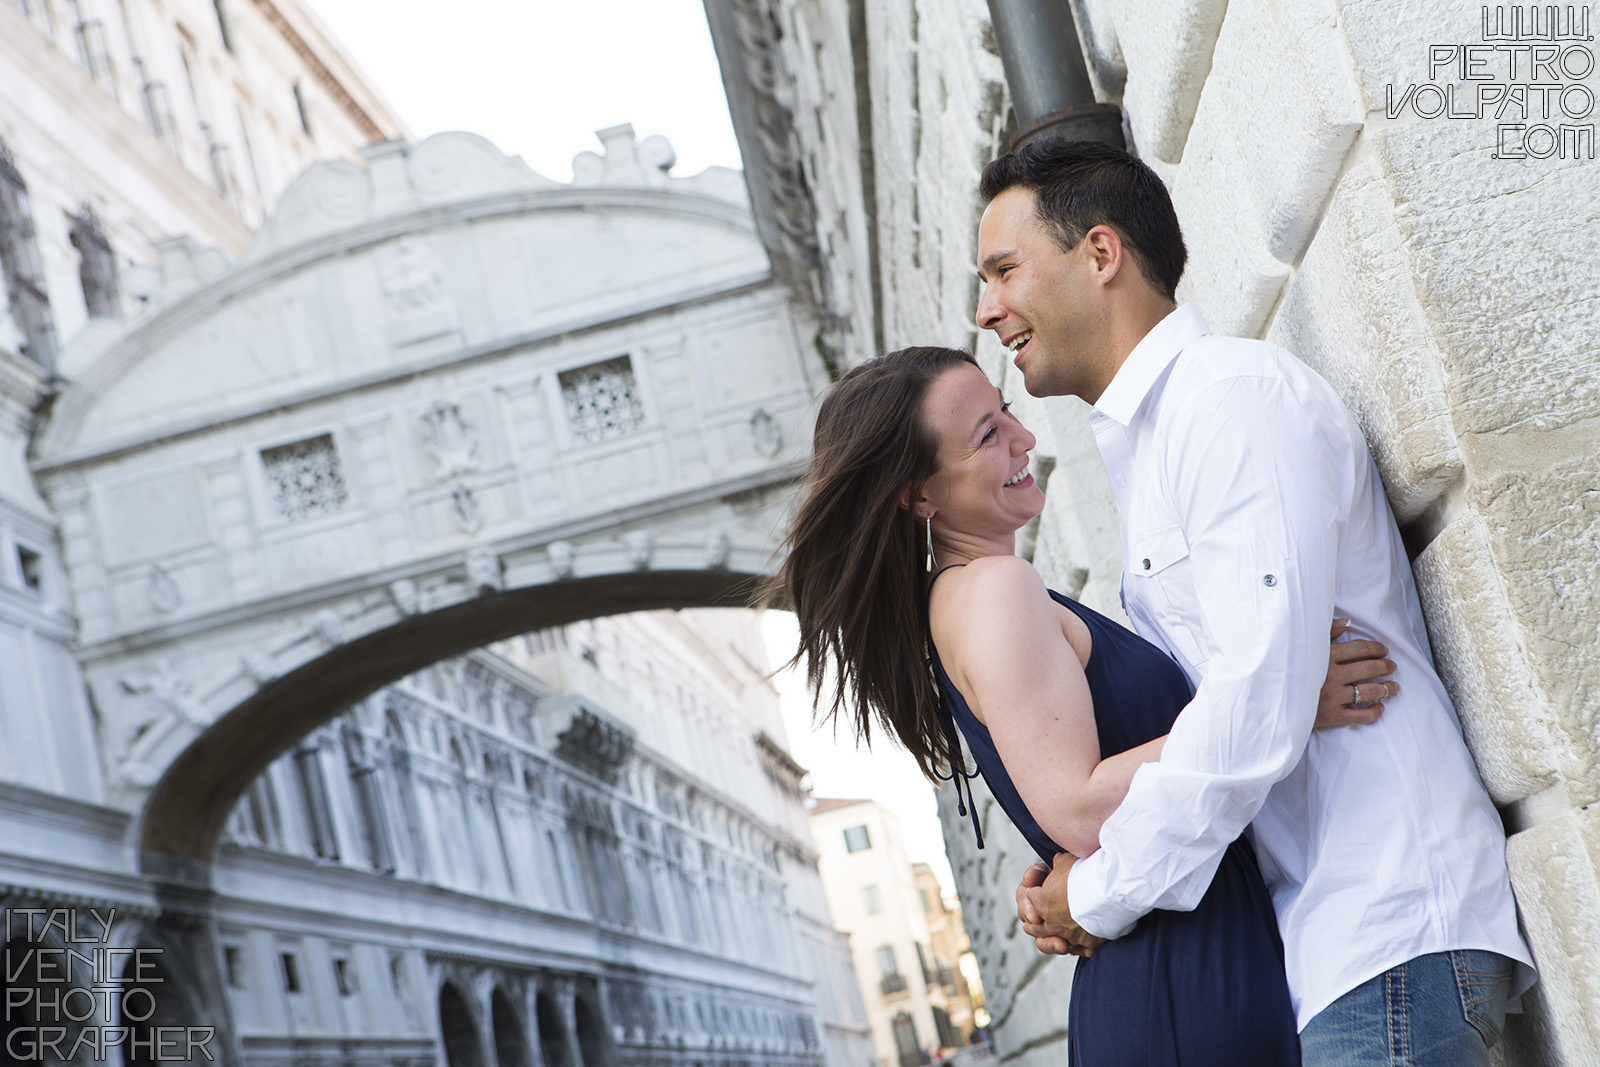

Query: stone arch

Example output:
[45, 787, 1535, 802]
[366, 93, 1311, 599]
[534, 990, 571, 1067]
[437, 981, 485, 1067]
[490, 985, 533, 1067]
[135, 566, 767, 873]
[573, 993, 611, 1066]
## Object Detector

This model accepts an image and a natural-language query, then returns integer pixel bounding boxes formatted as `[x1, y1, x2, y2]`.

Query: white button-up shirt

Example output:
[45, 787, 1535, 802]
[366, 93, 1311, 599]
[1067, 304, 1534, 1029]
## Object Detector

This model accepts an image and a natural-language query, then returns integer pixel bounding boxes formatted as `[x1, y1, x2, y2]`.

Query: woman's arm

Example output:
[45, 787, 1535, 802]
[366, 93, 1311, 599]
[933, 559, 1398, 859]
[931, 555, 1140, 858]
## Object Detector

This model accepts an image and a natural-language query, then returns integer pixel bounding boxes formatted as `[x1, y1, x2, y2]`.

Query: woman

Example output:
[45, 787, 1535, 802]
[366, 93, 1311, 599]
[775, 347, 1396, 1065]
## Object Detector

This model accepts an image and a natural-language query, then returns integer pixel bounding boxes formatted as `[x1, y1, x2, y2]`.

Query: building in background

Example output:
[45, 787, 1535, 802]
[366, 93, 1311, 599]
[0, 0, 877, 1063]
[810, 799, 978, 1066]
[707, 0, 1599, 1063]
[208, 609, 873, 1065]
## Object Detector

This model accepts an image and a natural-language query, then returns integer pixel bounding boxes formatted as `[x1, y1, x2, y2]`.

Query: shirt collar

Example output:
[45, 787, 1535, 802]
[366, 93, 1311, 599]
[1092, 303, 1209, 427]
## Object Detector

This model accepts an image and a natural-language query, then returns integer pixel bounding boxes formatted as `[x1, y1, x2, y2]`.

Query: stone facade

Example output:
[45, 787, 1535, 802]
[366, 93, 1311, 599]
[711, 0, 1599, 1063]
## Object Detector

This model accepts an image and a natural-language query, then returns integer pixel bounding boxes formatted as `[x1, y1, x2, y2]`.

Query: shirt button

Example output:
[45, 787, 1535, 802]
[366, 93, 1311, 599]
[1263, 574, 1278, 587]
[1142, 558, 1151, 570]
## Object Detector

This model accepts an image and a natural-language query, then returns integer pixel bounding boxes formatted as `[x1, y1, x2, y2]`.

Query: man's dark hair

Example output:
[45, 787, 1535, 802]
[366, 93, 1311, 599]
[980, 139, 1186, 301]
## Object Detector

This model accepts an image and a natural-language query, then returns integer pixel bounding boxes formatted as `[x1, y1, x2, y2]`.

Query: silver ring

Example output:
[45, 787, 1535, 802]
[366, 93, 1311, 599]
[1350, 683, 1361, 706]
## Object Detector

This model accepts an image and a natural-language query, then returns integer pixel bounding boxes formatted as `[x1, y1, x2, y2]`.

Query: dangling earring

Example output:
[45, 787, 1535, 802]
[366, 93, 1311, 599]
[925, 516, 935, 573]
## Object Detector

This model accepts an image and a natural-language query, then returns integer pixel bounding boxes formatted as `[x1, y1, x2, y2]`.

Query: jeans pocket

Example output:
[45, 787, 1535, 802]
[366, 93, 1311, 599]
[1451, 950, 1511, 1048]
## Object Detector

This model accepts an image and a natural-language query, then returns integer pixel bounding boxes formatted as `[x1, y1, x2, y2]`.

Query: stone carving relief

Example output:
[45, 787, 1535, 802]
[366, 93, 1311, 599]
[466, 547, 503, 594]
[625, 531, 654, 571]
[450, 485, 483, 535]
[146, 564, 181, 614]
[116, 659, 210, 788]
[377, 236, 458, 346]
[419, 401, 480, 481]
[314, 608, 346, 646]
[703, 530, 731, 570]
[388, 578, 420, 616]
[547, 540, 575, 579]
[242, 651, 276, 686]
[748, 408, 782, 458]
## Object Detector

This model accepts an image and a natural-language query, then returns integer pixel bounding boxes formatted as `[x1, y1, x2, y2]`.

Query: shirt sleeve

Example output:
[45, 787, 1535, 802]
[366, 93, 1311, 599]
[1069, 372, 1350, 938]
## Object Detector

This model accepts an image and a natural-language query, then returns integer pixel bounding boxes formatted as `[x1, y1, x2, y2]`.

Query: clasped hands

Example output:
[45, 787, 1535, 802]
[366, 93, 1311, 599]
[1017, 852, 1105, 957]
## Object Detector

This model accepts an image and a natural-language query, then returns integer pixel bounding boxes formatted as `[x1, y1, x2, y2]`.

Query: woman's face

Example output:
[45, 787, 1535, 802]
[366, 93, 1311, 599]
[915, 362, 1045, 547]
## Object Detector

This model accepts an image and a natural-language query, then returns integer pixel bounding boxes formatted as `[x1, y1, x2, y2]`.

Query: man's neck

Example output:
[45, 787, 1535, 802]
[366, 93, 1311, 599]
[1089, 297, 1178, 404]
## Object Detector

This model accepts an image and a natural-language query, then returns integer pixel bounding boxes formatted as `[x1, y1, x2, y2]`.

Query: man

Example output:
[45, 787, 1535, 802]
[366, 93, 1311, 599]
[972, 139, 1533, 1064]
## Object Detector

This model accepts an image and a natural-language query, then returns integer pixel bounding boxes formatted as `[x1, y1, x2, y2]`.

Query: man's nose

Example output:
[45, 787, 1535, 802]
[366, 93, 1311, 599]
[976, 285, 1002, 330]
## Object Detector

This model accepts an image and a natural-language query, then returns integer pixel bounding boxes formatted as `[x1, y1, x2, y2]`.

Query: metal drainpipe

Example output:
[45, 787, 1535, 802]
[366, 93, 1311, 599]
[985, 0, 1124, 150]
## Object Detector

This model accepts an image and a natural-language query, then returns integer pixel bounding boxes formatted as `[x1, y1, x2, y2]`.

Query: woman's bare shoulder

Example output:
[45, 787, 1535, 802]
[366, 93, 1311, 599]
[930, 555, 1051, 645]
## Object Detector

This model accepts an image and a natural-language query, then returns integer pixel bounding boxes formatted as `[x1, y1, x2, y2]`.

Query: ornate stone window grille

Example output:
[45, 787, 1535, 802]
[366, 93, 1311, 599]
[559, 355, 646, 446]
[69, 207, 120, 318]
[0, 142, 57, 366]
[261, 434, 349, 521]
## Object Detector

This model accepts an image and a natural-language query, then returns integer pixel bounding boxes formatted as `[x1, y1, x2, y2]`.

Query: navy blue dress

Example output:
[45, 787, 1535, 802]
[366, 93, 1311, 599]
[929, 576, 1299, 1065]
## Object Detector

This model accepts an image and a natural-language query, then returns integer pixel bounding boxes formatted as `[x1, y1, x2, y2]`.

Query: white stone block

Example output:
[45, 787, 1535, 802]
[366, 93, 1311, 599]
[1179, 0, 1364, 264]
[1113, 0, 1227, 163]
[1171, 208, 1288, 340]
[1267, 145, 1463, 522]
[1411, 515, 1566, 805]
[1338, 2, 1600, 436]
[1471, 451, 1600, 804]
[1171, 0, 1364, 338]
[1502, 806, 1600, 1065]
[1067, 0, 1128, 97]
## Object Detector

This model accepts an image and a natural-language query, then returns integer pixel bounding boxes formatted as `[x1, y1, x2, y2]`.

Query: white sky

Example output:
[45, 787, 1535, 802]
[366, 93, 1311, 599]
[300, 1, 957, 893]
[306, 0, 744, 181]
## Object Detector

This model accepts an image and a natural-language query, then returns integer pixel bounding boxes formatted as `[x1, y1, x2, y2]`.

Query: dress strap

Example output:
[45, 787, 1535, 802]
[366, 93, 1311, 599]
[925, 563, 984, 850]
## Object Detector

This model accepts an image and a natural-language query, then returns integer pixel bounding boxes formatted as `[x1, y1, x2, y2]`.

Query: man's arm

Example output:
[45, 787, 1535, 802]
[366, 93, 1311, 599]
[1064, 372, 1350, 938]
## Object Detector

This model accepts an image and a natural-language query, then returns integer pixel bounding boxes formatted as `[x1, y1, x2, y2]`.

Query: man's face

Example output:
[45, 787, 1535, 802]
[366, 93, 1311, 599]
[975, 187, 1101, 401]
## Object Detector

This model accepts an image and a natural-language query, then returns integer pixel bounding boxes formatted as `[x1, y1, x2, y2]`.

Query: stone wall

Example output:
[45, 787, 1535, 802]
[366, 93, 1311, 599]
[719, 0, 1599, 1062]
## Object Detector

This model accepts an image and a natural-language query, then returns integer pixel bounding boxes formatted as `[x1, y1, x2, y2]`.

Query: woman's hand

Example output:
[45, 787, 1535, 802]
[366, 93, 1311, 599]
[1316, 619, 1397, 728]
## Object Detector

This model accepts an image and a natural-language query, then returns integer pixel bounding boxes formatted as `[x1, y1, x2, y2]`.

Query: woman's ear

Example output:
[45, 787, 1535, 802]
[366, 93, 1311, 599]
[899, 483, 936, 520]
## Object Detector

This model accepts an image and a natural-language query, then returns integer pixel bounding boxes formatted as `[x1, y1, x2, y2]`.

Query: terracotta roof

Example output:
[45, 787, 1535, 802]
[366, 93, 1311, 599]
[808, 797, 870, 815]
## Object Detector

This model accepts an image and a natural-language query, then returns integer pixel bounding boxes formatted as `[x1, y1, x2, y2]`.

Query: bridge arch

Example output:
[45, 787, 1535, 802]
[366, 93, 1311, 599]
[31, 128, 825, 877]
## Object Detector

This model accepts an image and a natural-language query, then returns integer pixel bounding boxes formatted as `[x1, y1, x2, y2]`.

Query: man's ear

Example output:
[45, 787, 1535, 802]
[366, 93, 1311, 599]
[1082, 224, 1125, 285]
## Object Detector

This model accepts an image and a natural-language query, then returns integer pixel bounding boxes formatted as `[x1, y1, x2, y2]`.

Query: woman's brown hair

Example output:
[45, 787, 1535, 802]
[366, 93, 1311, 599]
[771, 346, 978, 784]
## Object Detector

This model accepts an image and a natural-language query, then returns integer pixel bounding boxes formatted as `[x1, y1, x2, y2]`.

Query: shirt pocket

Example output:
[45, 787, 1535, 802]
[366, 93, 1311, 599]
[1127, 524, 1208, 670]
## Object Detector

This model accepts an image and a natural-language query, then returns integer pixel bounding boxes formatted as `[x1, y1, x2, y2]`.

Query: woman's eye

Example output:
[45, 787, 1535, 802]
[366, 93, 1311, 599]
[1000, 401, 1012, 415]
[982, 426, 998, 443]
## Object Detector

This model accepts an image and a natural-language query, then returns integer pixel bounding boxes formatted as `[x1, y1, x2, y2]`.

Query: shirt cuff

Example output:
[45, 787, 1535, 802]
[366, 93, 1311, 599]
[1067, 851, 1143, 940]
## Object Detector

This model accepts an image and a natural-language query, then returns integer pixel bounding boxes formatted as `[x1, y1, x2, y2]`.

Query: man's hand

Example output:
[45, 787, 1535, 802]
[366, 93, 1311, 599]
[1015, 853, 1109, 958]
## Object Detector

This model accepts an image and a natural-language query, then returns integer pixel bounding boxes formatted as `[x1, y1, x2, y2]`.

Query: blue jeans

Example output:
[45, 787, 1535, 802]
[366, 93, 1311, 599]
[1300, 950, 1513, 1066]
